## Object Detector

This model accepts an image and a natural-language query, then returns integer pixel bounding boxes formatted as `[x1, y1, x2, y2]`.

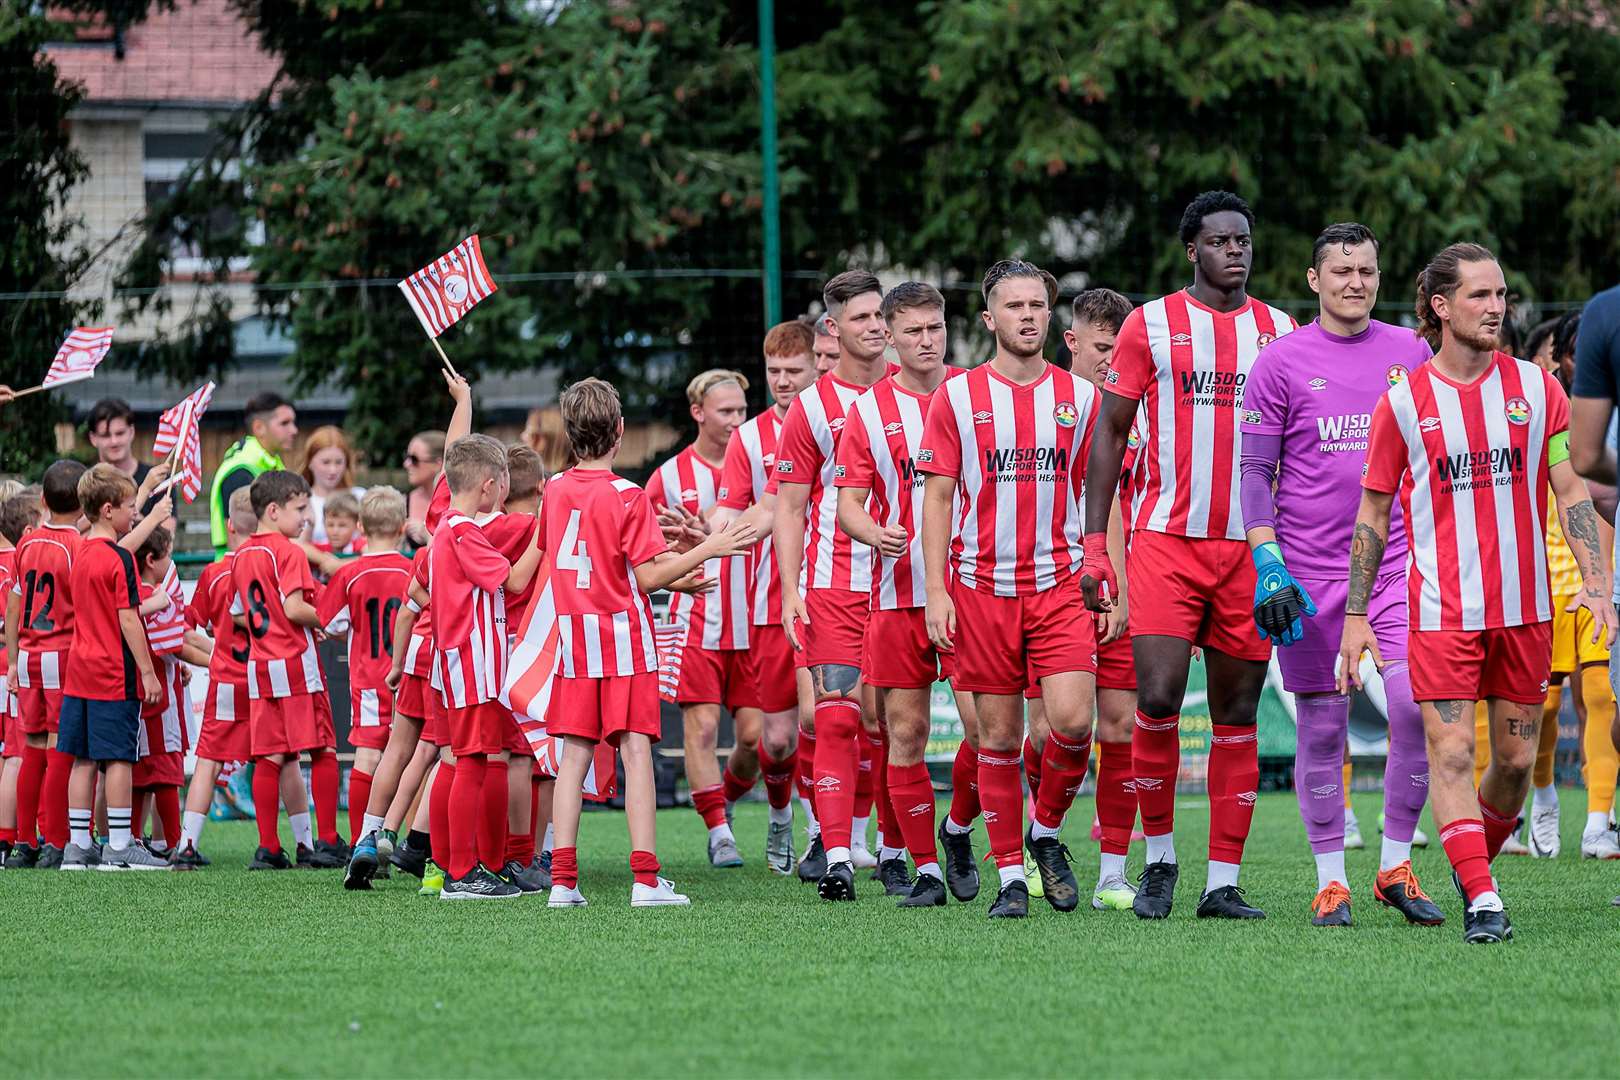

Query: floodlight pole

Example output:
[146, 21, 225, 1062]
[759, 0, 782, 328]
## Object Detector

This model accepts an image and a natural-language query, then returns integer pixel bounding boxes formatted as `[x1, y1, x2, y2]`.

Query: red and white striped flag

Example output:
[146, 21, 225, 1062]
[43, 327, 115, 388]
[397, 235, 498, 338]
[655, 619, 687, 704]
[152, 381, 216, 502]
[501, 558, 617, 802]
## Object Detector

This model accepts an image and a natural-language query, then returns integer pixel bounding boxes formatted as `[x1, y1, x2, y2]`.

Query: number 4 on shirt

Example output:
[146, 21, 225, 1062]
[557, 508, 593, 588]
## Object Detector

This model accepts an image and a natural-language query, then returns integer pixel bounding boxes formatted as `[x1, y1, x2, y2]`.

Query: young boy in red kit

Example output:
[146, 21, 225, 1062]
[0, 490, 42, 863]
[58, 465, 170, 870]
[233, 470, 344, 870]
[430, 434, 545, 900]
[543, 378, 758, 909]
[172, 487, 258, 868]
[317, 487, 412, 843]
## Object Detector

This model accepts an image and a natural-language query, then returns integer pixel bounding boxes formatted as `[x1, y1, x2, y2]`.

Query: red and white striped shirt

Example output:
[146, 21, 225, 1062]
[430, 515, 510, 708]
[1107, 291, 1296, 540]
[919, 363, 1099, 596]
[232, 532, 325, 699]
[768, 373, 875, 593]
[835, 373, 960, 609]
[9, 522, 83, 689]
[401, 548, 436, 679]
[647, 445, 750, 650]
[539, 468, 666, 678]
[140, 584, 188, 756]
[718, 408, 791, 626]
[1363, 351, 1568, 631]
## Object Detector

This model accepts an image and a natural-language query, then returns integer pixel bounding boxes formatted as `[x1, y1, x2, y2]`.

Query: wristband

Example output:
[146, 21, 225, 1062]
[1082, 532, 1110, 565]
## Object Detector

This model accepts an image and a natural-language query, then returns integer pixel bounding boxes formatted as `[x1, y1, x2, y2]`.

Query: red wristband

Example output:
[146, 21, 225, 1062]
[1082, 533, 1109, 564]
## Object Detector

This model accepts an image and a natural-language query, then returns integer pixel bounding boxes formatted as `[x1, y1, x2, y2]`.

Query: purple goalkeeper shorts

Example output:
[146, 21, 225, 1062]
[1277, 570, 1407, 694]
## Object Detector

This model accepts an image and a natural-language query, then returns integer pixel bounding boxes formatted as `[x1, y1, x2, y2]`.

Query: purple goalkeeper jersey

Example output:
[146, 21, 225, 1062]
[1240, 318, 1431, 580]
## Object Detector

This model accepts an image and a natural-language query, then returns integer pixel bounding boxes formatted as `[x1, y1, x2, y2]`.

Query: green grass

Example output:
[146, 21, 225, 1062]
[5, 790, 1617, 1078]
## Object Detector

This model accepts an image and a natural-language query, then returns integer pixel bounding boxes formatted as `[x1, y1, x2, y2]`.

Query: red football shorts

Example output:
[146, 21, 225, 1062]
[448, 699, 509, 757]
[1127, 531, 1270, 661]
[196, 679, 252, 763]
[134, 749, 184, 788]
[796, 588, 870, 669]
[1096, 633, 1137, 692]
[1409, 622, 1553, 706]
[18, 685, 63, 736]
[744, 624, 799, 713]
[347, 686, 395, 751]
[250, 692, 325, 757]
[502, 708, 530, 757]
[863, 607, 950, 689]
[1, 687, 23, 758]
[950, 579, 1097, 695]
[547, 672, 660, 747]
[673, 645, 760, 711]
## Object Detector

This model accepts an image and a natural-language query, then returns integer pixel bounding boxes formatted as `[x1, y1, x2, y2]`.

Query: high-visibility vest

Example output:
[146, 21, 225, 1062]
[209, 436, 282, 553]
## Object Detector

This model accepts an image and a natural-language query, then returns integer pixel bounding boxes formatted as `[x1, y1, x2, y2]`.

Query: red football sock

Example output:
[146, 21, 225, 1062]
[1033, 727, 1093, 830]
[15, 744, 46, 847]
[1095, 740, 1137, 856]
[447, 755, 485, 879]
[758, 740, 795, 810]
[630, 848, 660, 888]
[1208, 723, 1259, 863]
[1132, 711, 1180, 838]
[948, 738, 979, 827]
[691, 783, 727, 829]
[1478, 795, 1520, 861]
[1439, 818, 1494, 902]
[854, 730, 876, 819]
[508, 776, 540, 864]
[251, 759, 282, 853]
[348, 769, 374, 842]
[307, 749, 341, 845]
[812, 699, 861, 851]
[870, 730, 899, 847]
[977, 749, 1024, 868]
[429, 761, 455, 866]
[41, 747, 73, 849]
[721, 763, 754, 805]
[154, 786, 181, 848]
[1022, 735, 1042, 801]
[886, 762, 937, 867]
[553, 845, 579, 889]
[480, 758, 506, 869]
[795, 729, 818, 820]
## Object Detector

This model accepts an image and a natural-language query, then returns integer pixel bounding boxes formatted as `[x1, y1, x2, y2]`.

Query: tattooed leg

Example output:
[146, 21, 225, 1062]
[1422, 699, 1487, 826]
[1480, 697, 1539, 813]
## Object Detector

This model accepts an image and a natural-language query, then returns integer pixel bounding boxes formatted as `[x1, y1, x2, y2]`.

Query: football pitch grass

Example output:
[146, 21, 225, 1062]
[6, 791, 1616, 1079]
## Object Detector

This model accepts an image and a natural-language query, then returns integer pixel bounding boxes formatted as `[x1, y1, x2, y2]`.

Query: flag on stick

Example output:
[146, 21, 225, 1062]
[397, 235, 498, 338]
[501, 558, 618, 802]
[42, 327, 115, 388]
[152, 381, 216, 502]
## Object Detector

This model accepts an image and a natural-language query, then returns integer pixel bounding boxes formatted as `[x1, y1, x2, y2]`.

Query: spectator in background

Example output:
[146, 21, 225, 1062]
[209, 392, 298, 555]
[86, 398, 152, 488]
[812, 315, 841, 375]
[521, 406, 570, 475]
[402, 430, 445, 524]
[298, 425, 366, 545]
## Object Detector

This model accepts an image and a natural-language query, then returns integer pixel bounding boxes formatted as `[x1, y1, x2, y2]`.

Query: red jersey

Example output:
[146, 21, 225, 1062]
[648, 445, 750, 650]
[318, 551, 413, 693]
[9, 522, 83, 689]
[1107, 290, 1296, 540]
[140, 583, 188, 754]
[481, 511, 540, 628]
[401, 548, 436, 679]
[0, 548, 13, 690]
[232, 531, 324, 699]
[187, 554, 250, 688]
[769, 373, 875, 593]
[718, 408, 791, 626]
[538, 468, 665, 678]
[429, 515, 510, 708]
[1363, 351, 1567, 631]
[62, 536, 143, 701]
[835, 372, 961, 610]
[919, 363, 1099, 597]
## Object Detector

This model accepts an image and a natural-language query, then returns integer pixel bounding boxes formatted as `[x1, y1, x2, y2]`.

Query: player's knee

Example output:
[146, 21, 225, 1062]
[1427, 742, 1474, 781]
[1135, 682, 1181, 720]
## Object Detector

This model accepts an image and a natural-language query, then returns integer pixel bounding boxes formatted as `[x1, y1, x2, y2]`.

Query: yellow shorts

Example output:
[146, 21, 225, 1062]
[1550, 594, 1611, 674]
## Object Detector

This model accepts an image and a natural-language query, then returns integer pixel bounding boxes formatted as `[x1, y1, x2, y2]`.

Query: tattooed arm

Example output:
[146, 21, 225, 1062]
[1336, 489, 1395, 692]
[1550, 459, 1620, 646]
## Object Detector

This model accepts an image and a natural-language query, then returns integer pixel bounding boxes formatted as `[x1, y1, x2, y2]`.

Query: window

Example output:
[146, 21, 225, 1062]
[142, 120, 261, 271]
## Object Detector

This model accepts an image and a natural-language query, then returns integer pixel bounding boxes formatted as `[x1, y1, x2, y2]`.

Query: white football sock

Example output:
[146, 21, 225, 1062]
[800, 797, 820, 836]
[1587, 811, 1609, 834]
[944, 815, 973, 836]
[1097, 852, 1127, 885]
[850, 816, 870, 848]
[1532, 784, 1557, 812]
[69, 809, 93, 850]
[1468, 889, 1503, 913]
[1344, 806, 1360, 827]
[542, 822, 555, 855]
[361, 813, 386, 838]
[707, 823, 735, 845]
[915, 860, 942, 881]
[1205, 859, 1241, 893]
[108, 808, 132, 853]
[768, 804, 792, 826]
[1145, 832, 1176, 865]
[825, 845, 851, 865]
[879, 845, 904, 862]
[1379, 836, 1412, 872]
[1030, 820, 1061, 841]
[998, 862, 1026, 888]
[289, 811, 313, 850]
[181, 810, 206, 848]
[1315, 850, 1347, 891]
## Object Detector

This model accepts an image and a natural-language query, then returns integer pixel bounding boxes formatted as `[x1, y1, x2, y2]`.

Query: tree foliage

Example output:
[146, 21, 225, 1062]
[69, 0, 1620, 457]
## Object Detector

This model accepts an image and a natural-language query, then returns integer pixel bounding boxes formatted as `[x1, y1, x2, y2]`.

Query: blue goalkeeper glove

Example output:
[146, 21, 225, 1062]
[1252, 541, 1316, 647]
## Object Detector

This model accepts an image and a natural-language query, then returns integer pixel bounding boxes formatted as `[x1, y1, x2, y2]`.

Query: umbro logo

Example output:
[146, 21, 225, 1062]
[829, 417, 846, 432]
[680, 489, 698, 501]
[1134, 778, 1163, 791]
[1121, 780, 1137, 792]
[1308, 378, 1327, 391]
[906, 803, 931, 817]
[1411, 773, 1429, 786]
[972, 410, 994, 425]
[1419, 417, 1441, 432]
[983, 810, 998, 823]
[1170, 333, 1192, 346]
[1309, 784, 1338, 799]
[884, 421, 905, 436]
[815, 776, 840, 791]
[762, 454, 775, 467]
[1236, 791, 1258, 806]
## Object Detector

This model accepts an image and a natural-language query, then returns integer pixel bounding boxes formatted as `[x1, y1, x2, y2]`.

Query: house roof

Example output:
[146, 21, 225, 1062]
[45, 0, 279, 108]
